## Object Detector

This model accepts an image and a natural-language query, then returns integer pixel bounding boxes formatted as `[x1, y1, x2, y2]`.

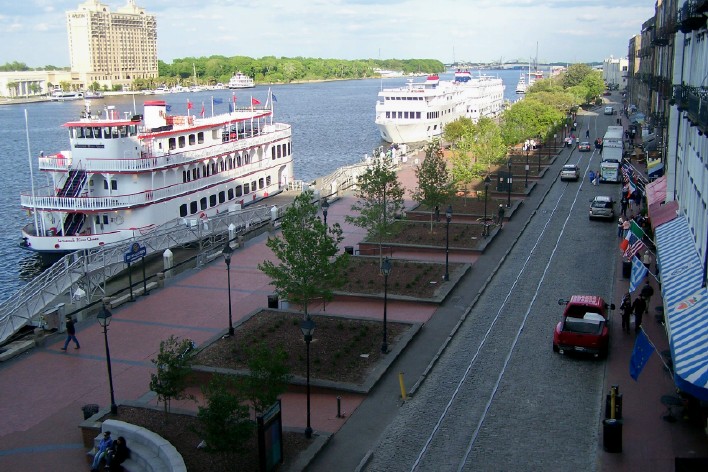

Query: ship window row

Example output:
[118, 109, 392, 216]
[178, 176, 272, 217]
[72, 125, 137, 139]
[181, 154, 253, 183]
[427, 111, 440, 119]
[386, 96, 423, 101]
[385, 111, 422, 120]
[169, 132, 204, 150]
[271, 142, 291, 160]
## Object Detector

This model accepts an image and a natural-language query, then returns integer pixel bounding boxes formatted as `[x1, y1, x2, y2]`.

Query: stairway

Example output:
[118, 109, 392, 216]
[57, 170, 87, 198]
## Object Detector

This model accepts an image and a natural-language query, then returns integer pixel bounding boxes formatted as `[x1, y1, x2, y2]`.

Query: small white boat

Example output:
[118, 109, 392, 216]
[51, 91, 84, 101]
[227, 72, 255, 89]
[84, 90, 104, 99]
[515, 74, 527, 94]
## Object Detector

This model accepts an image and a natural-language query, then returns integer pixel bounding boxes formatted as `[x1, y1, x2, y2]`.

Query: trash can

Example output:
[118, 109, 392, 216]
[344, 246, 354, 255]
[622, 260, 631, 279]
[605, 393, 623, 420]
[267, 294, 278, 309]
[82, 404, 100, 420]
[602, 419, 622, 453]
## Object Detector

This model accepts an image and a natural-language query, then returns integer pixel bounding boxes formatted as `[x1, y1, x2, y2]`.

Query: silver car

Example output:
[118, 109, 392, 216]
[560, 164, 580, 181]
[589, 196, 615, 220]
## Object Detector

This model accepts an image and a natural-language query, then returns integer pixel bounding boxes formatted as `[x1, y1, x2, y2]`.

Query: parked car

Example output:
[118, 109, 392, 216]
[604, 106, 614, 115]
[553, 295, 615, 358]
[578, 141, 591, 152]
[560, 164, 580, 181]
[589, 196, 614, 220]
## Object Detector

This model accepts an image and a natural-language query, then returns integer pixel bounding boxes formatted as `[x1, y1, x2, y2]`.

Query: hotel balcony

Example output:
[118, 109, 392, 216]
[678, 1, 705, 33]
[673, 85, 708, 134]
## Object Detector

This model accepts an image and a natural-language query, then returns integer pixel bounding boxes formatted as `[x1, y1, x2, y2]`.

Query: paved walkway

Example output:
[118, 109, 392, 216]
[0, 109, 706, 471]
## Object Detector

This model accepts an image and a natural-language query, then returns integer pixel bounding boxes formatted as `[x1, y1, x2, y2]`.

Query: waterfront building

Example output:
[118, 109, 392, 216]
[66, 0, 158, 90]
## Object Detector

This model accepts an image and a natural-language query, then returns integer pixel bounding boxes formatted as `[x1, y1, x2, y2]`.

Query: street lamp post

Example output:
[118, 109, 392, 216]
[444, 206, 452, 281]
[381, 257, 392, 353]
[524, 146, 529, 188]
[321, 198, 330, 226]
[507, 159, 513, 208]
[483, 175, 491, 237]
[222, 243, 235, 336]
[97, 305, 118, 415]
[300, 318, 315, 439]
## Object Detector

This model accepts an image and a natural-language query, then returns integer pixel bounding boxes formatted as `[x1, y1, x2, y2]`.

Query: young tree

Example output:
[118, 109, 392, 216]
[449, 148, 476, 203]
[196, 375, 253, 454]
[345, 158, 405, 264]
[238, 342, 291, 415]
[412, 139, 456, 231]
[258, 189, 348, 319]
[149, 335, 196, 418]
[468, 117, 508, 172]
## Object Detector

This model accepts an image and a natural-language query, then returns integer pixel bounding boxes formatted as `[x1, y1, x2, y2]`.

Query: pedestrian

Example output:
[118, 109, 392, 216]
[61, 315, 80, 351]
[640, 279, 654, 311]
[588, 170, 595, 184]
[497, 204, 505, 228]
[593, 170, 599, 186]
[620, 195, 628, 218]
[622, 217, 631, 237]
[632, 295, 647, 333]
[633, 188, 642, 209]
[91, 431, 113, 472]
[105, 436, 130, 472]
[642, 250, 652, 270]
[620, 292, 632, 333]
[585, 129, 590, 139]
[617, 217, 624, 237]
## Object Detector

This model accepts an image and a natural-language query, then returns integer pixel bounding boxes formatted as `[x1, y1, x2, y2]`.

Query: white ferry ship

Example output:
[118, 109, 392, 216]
[227, 72, 255, 89]
[20, 99, 293, 255]
[374, 70, 505, 144]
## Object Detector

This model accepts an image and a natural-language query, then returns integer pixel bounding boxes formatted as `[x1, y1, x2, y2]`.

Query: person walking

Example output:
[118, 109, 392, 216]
[622, 217, 631, 237]
[61, 315, 80, 351]
[497, 204, 505, 228]
[642, 250, 652, 270]
[640, 279, 655, 311]
[617, 217, 624, 238]
[632, 295, 647, 333]
[585, 128, 590, 139]
[620, 195, 629, 218]
[620, 292, 632, 333]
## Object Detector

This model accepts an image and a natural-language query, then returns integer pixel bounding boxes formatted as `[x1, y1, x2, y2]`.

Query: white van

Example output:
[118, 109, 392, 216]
[604, 106, 614, 115]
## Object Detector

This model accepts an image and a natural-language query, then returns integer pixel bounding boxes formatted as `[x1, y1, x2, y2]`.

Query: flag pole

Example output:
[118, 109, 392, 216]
[639, 328, 670, 372]
[211, 96, 214, 117]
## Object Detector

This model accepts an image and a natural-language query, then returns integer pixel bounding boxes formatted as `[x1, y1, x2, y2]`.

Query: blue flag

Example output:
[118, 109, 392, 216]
[213, 98, 223, 104]
[272, 93, 277, 102]
[629, 255, 648, 292]
[629, 329, 654, 381]
[165, 104, 172, 112]
[228, 102, 233, 113]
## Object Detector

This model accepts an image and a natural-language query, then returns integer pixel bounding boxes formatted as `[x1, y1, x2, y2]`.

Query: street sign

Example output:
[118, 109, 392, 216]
[124, 242, 146, 264]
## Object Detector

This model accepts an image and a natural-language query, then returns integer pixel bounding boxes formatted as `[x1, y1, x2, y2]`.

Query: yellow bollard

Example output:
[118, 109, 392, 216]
[399, 372, 407, 400]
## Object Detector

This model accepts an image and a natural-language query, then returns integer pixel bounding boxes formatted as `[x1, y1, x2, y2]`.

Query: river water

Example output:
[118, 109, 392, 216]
[0, 69, 523, 300]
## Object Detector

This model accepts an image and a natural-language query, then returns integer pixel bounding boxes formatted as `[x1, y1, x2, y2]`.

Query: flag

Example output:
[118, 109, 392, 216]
[228, 102, 233, 113]
[624, 238, 646, 260]
[251, 97, 261, 106]
[200, 102, 205, 117]
[627, 179, 636, 198]
[187, 100, 193, 110]
[629, 220, 644, 240]
[619, 231, 636, 252]
[272, 93, 277, 102]
[213, 98, 223, 104]
[165, 104, 172, 112]
[629, 255, 648, 292]
[630, 329, 654, 380]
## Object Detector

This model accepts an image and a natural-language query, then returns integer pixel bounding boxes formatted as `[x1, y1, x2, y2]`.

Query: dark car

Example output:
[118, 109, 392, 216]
[578, 141, 591, 152]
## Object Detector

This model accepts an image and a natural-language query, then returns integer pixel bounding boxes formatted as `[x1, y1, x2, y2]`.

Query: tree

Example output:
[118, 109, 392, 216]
[443, 117, 474, 147]
[238, 342, 291, 415]
[258, 189, 348, 319]
[196, 375, 253, 454]
[149, 335, 196, 418]
[561, 63, 594, 89]
[345, 158, 405, 264]
[468, 117, 507, 172]
[449, 148, 476, 202]
[412, 139, 456, 230]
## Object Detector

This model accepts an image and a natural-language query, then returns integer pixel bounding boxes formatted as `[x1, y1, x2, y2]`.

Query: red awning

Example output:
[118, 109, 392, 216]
[646, 175, 666, 207]
[650, 200, 678, 229]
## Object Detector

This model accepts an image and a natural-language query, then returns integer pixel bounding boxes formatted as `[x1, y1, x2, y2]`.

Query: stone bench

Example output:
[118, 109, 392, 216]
[90, 419, 186, 472]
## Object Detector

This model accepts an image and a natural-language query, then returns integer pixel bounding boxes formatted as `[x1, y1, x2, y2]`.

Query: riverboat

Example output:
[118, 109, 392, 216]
[227, 72, 255, 89]
[374, 70, 505, 144]
[20, 99, 293, 255]
[51, 91, 84, 101]
[515, 74, 527, 94]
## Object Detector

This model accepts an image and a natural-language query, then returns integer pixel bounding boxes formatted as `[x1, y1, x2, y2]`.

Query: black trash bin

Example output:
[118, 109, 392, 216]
[344, 246, 354, 255]
[602, 419, 622, 453]
[82, 403, 100, 420]
[267, 294, 278, 309]
[622, 260, 631, 279]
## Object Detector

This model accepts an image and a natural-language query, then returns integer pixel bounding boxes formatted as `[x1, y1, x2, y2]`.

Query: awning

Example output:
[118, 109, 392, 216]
[655, 216, 708, 400]
[646, 176, 678, 229]
[646, 175, 666, 206]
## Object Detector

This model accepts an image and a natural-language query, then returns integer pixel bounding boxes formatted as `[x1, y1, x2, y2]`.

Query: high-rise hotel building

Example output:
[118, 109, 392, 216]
[66, 0, 158, 89]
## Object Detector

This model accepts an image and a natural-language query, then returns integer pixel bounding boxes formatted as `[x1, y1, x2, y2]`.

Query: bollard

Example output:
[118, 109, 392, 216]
[399, 372, 407, 400]
[336, 396, 342, 418]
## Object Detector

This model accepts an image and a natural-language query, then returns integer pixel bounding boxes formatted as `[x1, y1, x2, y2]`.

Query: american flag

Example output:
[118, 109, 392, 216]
[624, 238, 646, 260]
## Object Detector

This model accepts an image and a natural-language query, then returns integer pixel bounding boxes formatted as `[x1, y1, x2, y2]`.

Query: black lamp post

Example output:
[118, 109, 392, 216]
[506, 159, 513, 208]
[483, 175, 491, 237]
[97, 306, 118, 415]
[222, 243, 235, 336]
[300, 318, 315, 439]
[524, 146, 529, 188]
[321, 198, 329, 226]
[444, 206, 452, 281]
[381, 257, 392, 353]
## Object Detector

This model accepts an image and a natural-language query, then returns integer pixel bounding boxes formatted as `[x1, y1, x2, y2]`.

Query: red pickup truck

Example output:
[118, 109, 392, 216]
[553, 295, 615, 358]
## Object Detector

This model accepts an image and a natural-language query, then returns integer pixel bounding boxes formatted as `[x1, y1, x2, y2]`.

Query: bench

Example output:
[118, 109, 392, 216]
[90, 419, 186, 472]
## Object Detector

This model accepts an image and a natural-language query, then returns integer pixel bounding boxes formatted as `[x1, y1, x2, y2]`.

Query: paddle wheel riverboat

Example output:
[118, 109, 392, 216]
[20, 99, 293, 255]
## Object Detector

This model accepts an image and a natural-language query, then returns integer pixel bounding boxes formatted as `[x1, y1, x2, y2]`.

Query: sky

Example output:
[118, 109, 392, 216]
[0, 0, 656, 68]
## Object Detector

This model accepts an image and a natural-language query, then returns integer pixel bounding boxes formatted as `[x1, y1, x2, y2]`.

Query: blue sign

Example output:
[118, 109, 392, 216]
[124, 242, 146, 264]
